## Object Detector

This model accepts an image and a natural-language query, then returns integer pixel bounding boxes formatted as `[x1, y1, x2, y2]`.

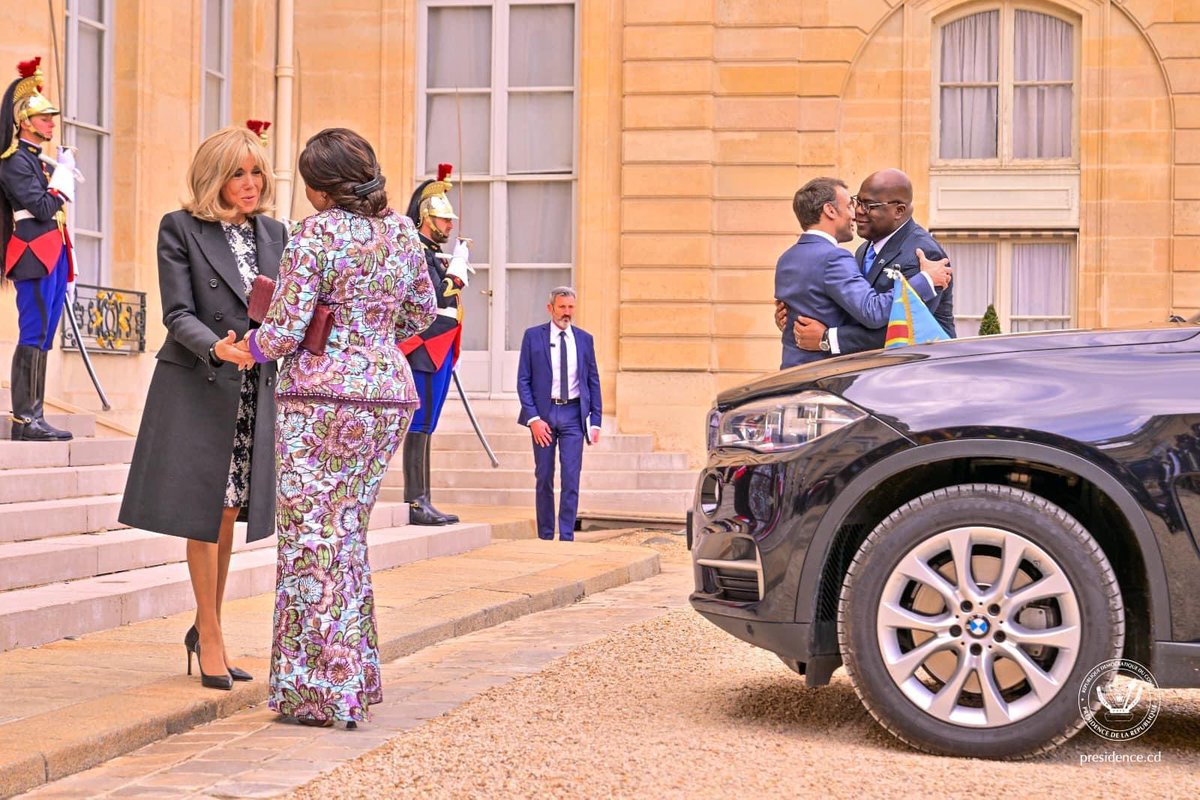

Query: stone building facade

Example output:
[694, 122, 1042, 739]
[1, 0, 1196, 464]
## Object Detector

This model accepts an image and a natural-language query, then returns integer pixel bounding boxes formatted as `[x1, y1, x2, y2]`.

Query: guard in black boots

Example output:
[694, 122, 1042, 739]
[1, 58, 76, 442]
[399, 164, 470, 525]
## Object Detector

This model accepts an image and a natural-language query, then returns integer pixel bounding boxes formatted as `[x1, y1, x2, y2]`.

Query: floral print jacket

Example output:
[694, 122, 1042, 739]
[249, 208, 437, 406]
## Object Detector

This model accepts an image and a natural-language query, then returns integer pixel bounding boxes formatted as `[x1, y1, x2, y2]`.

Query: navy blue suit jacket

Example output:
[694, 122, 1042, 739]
[516, 322, 602, 432]
[836, 219, 956, 355]
[775, 232, 936, 369]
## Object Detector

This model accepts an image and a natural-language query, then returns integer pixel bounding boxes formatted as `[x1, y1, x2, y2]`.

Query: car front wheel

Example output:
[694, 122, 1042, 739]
[838, 484, 1124, 758]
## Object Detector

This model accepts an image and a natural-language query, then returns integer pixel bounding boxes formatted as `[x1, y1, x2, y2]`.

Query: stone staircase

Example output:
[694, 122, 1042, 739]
[381, 398, 696, 524]
[0, 388, 693, 654]
[0, 388, 489, 654]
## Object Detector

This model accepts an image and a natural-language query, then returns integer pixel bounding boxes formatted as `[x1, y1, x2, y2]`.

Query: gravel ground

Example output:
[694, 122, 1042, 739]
[291, 534, 1200, 800]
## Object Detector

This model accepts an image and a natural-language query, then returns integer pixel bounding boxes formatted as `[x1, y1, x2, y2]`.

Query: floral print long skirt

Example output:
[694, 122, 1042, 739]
[268, 397, 411, 723]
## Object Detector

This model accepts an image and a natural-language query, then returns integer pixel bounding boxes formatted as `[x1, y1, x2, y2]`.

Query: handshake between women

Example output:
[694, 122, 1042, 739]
[213, 330, 257, 371]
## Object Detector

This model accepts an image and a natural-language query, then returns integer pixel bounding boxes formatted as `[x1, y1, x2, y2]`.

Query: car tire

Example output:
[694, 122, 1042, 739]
[837, 483, 1124, 759]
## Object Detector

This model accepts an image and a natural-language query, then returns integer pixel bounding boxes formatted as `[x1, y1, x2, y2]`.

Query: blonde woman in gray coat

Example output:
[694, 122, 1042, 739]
[120, 126, 284, 690]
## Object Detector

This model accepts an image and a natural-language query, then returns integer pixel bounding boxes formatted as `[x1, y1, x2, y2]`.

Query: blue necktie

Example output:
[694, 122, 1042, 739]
[863, 242, 877, 276]
[557, 330, 568, 402]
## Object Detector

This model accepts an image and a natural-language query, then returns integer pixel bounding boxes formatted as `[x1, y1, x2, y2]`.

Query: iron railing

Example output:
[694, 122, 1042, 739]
[60, 283, 147, 354]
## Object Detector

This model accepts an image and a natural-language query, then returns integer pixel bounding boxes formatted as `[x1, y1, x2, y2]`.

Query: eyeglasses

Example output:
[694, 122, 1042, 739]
[851, 196, 904, 212]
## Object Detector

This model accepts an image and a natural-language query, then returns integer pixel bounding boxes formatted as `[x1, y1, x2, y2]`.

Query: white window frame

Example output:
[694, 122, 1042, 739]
[942, 235, 1077, 335]
[416, 0, 580, 395]
[200, 0, 231, 138]
[932, 3, 1080, 168]
[63, 0, 113, 286]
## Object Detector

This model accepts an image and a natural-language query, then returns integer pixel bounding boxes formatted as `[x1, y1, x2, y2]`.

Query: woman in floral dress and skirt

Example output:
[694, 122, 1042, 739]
[245, 128, 436, 726]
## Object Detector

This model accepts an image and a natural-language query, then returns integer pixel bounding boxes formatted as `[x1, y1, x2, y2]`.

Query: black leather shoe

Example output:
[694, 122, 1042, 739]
[228, 665, 254, 682]
[193, 640, 233, 690]
[188, 625, 252, 680]
[409, 498, 450, 526]
[17, 417, 71, 441]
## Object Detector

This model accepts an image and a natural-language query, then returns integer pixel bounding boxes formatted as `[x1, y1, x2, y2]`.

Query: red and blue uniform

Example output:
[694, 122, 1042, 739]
[2, 138, 74, 349]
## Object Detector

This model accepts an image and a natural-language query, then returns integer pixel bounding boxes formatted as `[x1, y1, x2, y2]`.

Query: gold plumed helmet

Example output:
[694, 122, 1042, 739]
[1, 58, 60, 160]
[420, 163, 458, 222]
[13, 57, 59, 121]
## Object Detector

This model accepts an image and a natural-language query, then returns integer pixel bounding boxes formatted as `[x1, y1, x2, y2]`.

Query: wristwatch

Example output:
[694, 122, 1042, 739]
[818, 329, 831, 353]
[208, 342, 223, 366]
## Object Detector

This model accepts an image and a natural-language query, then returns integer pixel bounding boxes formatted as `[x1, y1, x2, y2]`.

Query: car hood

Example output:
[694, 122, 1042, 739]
[717, 326, 1199, 410]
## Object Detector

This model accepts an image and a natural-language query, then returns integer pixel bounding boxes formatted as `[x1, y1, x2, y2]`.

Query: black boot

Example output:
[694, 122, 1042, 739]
[425, 433, 458, 524]
[10, 345, 63, 441]
[31, 348, 72, 441]
[403, 432, 449, 526]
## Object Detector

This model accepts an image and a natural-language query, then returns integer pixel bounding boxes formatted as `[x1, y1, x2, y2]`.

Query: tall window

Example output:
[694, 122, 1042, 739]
[419, 1, 578, 356]
[938, 8, 1074, 162]
[64, 0, 112, 286]
[201, 0, 230, 137]
[944, 238, 1073, 335]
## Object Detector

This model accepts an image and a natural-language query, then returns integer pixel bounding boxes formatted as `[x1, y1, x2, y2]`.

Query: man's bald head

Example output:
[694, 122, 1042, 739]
[855, 168, 914, 241]
[863, 169, 913, 205]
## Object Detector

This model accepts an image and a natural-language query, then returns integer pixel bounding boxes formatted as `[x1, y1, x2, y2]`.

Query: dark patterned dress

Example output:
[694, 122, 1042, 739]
[220, 220, 261, 508]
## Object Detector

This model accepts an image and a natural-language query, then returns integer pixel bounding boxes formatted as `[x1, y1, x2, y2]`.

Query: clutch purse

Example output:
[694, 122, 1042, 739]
[247, 275, 334, 356]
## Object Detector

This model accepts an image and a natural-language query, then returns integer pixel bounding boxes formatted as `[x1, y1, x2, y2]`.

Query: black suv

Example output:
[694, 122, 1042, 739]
[689, 323, 1200, 758]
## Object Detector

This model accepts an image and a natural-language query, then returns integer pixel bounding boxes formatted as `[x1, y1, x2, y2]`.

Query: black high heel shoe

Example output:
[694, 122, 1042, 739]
[186, 625, 253, 681]
[194, 641, 233, 690]
[185, 628, 233, 690]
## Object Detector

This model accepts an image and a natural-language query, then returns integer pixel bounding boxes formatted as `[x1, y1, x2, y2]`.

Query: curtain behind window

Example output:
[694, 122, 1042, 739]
[1013, 11, 1072, 159]
[944, 242, 996, 334]
[940, 11, 998, 159]
[426, 7, 492, 174]
[1012, 243, 1071, 331]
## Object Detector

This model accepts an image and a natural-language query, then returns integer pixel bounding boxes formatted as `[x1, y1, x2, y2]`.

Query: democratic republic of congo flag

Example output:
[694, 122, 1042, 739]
[884, 271, 949, 349]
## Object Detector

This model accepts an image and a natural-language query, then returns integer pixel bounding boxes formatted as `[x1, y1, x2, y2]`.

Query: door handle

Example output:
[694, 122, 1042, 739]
[481, 289, 493, 297]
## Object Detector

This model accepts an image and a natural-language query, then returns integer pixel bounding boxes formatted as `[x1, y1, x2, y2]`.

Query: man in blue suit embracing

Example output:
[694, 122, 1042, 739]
[775, 177, 952, 369]
[516, 287, 602, 541]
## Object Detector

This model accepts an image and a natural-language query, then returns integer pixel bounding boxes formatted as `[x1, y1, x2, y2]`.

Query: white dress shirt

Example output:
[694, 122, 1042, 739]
[549, 323, 579, 401]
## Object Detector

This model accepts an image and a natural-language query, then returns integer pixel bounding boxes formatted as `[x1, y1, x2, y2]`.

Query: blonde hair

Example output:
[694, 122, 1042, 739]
[182, 126, 276, 222]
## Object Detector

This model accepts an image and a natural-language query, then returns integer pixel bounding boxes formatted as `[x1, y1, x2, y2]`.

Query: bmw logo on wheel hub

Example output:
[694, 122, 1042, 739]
[966, 616, 990, 638]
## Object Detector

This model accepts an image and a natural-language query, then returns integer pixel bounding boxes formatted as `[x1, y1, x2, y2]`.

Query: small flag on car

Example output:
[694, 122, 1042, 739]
[884, 269, 949, 349]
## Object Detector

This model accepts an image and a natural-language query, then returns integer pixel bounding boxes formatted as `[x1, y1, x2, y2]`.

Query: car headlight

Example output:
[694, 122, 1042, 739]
[709, 391, 867, 453]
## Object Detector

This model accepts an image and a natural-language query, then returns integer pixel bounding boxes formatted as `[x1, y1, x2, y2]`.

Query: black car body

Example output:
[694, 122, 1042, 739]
[690, 325, 1200, 757]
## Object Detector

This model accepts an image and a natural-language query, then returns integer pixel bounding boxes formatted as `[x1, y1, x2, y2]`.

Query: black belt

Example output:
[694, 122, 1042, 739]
[552, 398, 579, 405]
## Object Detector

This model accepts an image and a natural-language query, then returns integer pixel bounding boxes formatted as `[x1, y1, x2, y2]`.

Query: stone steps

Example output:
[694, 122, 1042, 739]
[0, 436, 134, 469]
[381, 485, 692, 518]
[0, 508, 490, 653]
[0, 500, 410, 594]
[390, 466, 695, 491]
[432, 431, 656, 453]
[0, 462, 129, 504]
[0, 493, 125, 543]
[427, 448, 688, 471]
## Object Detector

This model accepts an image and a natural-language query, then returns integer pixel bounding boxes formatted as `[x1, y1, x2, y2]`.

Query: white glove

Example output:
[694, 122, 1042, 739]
[57, 146, 76, 170]
[48, 163, 75, 202]
[447, 238, 471, 285]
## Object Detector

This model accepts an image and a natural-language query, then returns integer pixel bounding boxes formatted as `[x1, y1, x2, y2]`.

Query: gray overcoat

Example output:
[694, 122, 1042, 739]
[119, 210, 285, 543]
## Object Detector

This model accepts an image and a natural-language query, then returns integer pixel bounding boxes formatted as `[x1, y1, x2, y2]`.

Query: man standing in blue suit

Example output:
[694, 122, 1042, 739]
[775, 177, 952, 369]
[780, 169, 956, 358]
[516, 287, 602, 541]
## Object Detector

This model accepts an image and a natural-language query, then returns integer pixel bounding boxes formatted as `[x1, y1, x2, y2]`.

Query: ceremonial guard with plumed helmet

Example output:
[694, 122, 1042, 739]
[0, 57, 77, 441]
[399, 163, 471, 525]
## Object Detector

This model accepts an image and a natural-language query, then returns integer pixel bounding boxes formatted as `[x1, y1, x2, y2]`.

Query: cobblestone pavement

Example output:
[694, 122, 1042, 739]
[17, 553, 690, 799]
[21, 533, 1200, 799]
